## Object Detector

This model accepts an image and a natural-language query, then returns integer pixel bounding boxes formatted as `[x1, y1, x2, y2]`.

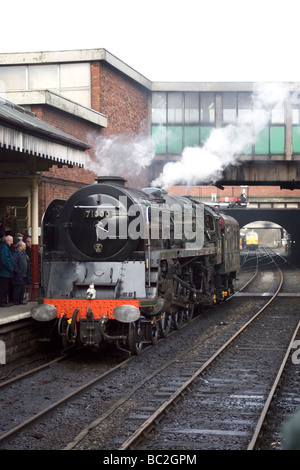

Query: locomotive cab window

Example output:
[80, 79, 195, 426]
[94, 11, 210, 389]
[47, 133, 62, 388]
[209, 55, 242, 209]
[205, 214, 215, 232]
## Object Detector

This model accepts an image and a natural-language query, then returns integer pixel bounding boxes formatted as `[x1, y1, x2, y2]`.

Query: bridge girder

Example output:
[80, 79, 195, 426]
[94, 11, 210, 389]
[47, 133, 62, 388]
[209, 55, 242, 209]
[215, 161, 300, 190]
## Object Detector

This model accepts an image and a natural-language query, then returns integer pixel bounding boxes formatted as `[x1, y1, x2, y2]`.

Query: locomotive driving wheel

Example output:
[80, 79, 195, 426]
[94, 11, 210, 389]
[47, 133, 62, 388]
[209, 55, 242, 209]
[183, 304, 194, 323]
[150, 320, 159, 344]
[128, 320, 143, 355]
[159, 311, 172, 337]
[172, 309, 183, 329]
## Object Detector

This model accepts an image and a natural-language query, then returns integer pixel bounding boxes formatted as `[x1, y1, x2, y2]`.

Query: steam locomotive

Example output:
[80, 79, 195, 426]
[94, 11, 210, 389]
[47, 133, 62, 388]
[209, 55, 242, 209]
[32, 176, 240, 354]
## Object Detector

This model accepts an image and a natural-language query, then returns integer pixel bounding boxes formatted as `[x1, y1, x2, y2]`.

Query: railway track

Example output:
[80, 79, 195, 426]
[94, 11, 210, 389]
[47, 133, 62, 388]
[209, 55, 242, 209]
[1, 248, 299, 450]
[74, 248, 300, 450]
[118, 252, 299, 450]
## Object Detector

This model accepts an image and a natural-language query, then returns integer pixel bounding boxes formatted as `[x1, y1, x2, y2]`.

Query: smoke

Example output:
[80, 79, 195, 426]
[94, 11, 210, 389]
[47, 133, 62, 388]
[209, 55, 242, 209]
[85, 133, 155, 181]
[152, 82, 290, 188]
[84, 83, 290, 190]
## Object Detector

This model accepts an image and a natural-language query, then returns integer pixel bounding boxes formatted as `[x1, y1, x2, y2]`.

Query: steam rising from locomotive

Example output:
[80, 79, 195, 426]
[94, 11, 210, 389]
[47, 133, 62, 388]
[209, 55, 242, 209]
[84, 83, 290, 191]
[153, 83, 290, 188]
[32, 177, 240, 354]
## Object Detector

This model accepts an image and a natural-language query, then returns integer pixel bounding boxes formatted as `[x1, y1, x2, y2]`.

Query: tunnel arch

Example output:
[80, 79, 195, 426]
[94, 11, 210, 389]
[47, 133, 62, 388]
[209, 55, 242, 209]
[222, 208, 300, 261]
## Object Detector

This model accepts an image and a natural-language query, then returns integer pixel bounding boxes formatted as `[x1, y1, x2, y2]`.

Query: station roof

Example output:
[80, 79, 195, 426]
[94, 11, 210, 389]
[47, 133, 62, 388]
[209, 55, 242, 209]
[0, 48, 153, 91]
[0, 97, 89, 173]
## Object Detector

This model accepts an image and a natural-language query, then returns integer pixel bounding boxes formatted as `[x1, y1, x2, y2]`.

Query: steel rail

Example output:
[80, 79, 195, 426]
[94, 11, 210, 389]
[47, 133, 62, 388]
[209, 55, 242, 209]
[0, 355, 68, 389]
[119, 264, 284, 450]
[0, 309, 201, 446]
[0, 248, 281, 448]
[0, 354, 135, 445]
[247, 319, 300, 450]
[237, 250, 259, 293]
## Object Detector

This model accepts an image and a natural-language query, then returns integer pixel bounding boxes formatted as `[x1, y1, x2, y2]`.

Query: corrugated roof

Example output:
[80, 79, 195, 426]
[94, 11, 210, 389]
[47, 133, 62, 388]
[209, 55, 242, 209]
[0, 97, 89, 167]
[0, 97, 89, 150]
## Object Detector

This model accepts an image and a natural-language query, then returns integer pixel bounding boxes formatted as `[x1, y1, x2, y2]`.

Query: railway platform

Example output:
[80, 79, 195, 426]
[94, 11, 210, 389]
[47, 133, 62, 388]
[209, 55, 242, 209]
[0, 302, 54, 365]
[0, 302, 36, 326]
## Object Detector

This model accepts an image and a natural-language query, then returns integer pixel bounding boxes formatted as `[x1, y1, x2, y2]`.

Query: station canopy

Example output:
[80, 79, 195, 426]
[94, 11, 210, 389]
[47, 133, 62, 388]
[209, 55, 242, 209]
[0, 97, 89, 177]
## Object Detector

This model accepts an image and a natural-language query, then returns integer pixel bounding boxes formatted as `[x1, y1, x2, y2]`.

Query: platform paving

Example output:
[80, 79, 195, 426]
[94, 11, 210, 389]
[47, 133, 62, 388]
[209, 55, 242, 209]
[0, 302, 36, 326]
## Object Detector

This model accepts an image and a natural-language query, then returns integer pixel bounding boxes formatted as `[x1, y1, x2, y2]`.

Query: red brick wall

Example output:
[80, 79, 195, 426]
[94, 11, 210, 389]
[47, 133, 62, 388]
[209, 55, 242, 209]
[31, 104, 99, 158]
[99, 62, 149, 136]
[30, 105, 98, 220]
[167, 185, 300, 199]
[97, 63, 151, 187]
[91, 62, 101, 112]
[31, 61, 151, 222]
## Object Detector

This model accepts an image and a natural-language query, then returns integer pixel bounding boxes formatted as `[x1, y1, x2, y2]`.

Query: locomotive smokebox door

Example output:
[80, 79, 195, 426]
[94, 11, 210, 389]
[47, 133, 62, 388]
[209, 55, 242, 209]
[58, 183, 140, 261]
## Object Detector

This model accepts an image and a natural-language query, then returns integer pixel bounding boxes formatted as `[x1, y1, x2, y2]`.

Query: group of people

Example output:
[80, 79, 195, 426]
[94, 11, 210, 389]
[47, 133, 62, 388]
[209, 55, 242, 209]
[0, 205, 32, 307]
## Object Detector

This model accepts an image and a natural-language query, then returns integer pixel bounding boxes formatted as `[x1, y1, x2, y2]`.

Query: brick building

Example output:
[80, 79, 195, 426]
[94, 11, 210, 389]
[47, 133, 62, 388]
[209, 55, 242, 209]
[0, 49, 152, 223]
[1, 47, 300, 232]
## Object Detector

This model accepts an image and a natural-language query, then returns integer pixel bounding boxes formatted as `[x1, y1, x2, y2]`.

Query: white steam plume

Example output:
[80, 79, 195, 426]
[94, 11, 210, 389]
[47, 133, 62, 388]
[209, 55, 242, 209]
[85, 133, 154, 180]
[152, 82, 289, 188]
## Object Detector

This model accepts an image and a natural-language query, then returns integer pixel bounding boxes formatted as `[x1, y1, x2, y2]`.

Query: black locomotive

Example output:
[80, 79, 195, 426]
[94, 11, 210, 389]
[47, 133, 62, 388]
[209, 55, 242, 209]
[32, 176, 240, 354]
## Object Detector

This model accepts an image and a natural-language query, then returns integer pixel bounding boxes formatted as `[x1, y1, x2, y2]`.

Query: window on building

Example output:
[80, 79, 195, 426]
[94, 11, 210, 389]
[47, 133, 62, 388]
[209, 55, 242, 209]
[223, 93, 237, 123]
[151, 92, 216, 155]
[292, 92, 300, 153]
[292, 92, 300, 124]
[185, 93, 199, 123]
[167, 126, 182, 154]
[168, 93, 183, 124]
[152, 125, 167, 153]
[0, 63, 91, 107]
[292, 127, 300, 153]
[271, 105, 285, 124]
[184, 126, 200, 147]
[59, 63, 91, 107]
[201, 93, 215, 123]
[270, 126, 285, 153]
[238, 92, 252, 122]
[0, 66, 26, 91]
[28, 65, 58, 90]
[152, 92, 167, 124]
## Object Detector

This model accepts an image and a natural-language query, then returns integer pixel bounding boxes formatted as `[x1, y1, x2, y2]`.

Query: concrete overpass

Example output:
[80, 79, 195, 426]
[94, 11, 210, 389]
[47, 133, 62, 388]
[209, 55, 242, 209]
[216, 161, 300, 190]
[222, 208, 300, 258]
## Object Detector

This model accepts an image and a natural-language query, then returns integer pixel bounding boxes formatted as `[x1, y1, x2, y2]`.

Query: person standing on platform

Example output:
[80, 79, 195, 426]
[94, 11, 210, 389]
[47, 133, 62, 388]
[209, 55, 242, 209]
[0, 205, 18, 237]
[25, 237, 32, 260]
[0, 235, 13, 307]
[12, 241, 32, 305]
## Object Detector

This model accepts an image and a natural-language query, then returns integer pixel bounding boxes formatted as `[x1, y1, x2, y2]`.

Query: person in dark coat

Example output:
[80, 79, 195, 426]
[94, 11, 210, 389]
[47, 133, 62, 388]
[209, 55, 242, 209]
[0, 235, 14, 307]
[25, 236, 32, 260]
[12, 241, 32, 305]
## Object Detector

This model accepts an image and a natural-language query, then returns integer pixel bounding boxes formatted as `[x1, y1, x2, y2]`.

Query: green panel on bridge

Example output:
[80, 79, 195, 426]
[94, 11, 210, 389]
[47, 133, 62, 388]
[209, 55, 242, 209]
[184, 126, 200, 147]
[255, 127, 269, 154]
[167, 126, 182, 154]
[292, 127, 300, 153]
[152, 125, 167, 154]
[200, 126, 213, 146]
[270, 126, 285, 154]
